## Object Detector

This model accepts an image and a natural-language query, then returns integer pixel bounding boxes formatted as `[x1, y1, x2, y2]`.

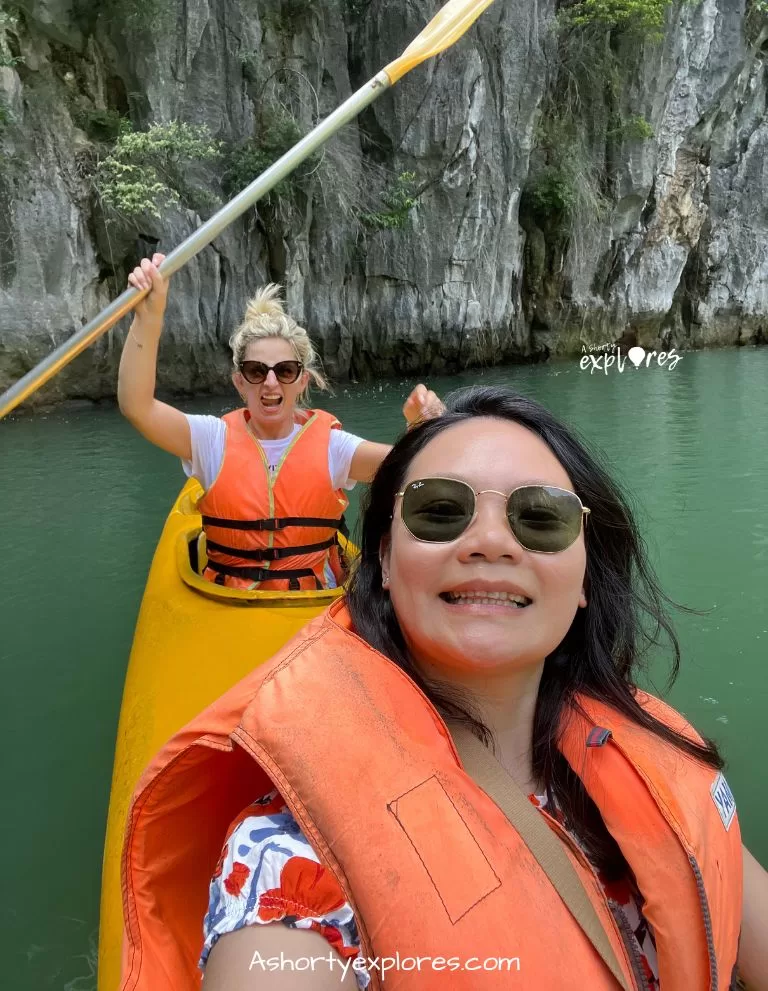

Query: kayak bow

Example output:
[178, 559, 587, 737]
[98, 479, 352, 990]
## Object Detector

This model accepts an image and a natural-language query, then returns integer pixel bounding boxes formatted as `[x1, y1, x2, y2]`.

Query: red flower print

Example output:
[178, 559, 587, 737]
[601, 875, 632, 907]
[224, 862, 251, 897]
[310, 921, 359, 960]
[258, 856, 346, 922]
[640, 953, 658, 988]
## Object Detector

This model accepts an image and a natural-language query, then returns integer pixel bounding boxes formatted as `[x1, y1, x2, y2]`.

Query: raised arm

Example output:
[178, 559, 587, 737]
[117, 253, 192, 460]
[348, 383, 444, 482]
[738, 844, 768, 990]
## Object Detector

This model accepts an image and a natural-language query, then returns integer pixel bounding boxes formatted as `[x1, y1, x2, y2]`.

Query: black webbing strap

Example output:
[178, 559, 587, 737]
[201, 514, 345, 532]
[205, 560, 323, 591]
[205, 536, 337, 562]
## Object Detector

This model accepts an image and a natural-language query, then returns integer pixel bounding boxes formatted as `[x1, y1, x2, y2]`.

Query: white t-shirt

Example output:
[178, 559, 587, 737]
[181, 414, 364, 493]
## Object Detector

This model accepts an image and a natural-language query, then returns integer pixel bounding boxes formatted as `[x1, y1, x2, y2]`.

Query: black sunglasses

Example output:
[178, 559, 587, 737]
[239, 360, 303, 385]
[394, 477, 590, 554]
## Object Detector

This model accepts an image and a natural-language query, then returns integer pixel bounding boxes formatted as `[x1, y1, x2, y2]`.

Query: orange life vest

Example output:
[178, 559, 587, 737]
[120, 601, 742, 991]
[198, 407, 349, 591]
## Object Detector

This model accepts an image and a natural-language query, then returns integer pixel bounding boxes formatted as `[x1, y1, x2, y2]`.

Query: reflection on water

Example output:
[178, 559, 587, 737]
[1, 347, 766, 989]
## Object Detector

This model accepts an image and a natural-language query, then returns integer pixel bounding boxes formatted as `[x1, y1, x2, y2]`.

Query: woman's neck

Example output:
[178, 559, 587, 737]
[244, 409, 295, 441]
[482, 680, 543, 794]
[428, 663, 545, 793]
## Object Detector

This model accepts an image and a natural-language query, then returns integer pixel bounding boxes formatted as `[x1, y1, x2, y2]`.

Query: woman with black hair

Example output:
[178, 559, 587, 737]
[119, 386, 768, 991]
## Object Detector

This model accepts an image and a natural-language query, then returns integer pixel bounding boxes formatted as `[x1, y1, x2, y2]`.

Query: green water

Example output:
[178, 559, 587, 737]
[1, 348, 767, 989]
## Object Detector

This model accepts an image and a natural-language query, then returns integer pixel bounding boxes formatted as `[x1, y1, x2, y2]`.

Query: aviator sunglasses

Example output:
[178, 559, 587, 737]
[239, 360, 303, 385]
[395, 477, 590, 553]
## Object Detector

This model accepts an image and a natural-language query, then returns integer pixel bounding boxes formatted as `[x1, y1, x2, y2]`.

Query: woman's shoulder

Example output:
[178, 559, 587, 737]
[202, 790, 366, 983]
[306, 409, 362, 442]
[576, 690, 703, 744]
[631, 690, 704, 743]
[186, 412, 227, 434]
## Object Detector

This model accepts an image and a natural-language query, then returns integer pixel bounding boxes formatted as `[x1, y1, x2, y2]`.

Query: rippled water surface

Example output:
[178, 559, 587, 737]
[1, 347, 766, 988]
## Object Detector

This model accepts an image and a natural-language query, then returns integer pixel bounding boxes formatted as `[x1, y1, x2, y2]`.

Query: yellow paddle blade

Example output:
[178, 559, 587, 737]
[383, 0, 496, 84]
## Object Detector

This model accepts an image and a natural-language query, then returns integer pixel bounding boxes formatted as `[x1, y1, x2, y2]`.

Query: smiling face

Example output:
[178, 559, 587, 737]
[231, 337, 310, 437]
[381, 417, 588, 681]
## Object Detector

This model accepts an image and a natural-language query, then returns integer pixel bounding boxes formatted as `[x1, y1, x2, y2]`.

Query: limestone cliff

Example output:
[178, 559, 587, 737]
[0, 0, 765, 401]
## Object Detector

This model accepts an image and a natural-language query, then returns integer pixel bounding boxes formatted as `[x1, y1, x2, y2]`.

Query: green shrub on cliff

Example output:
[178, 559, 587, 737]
[73, 107, 124, 143]
[223, 107, 320, 204]
[0, 4, 22, 68]
[96, 159, 169, 218]
[96, 121, 221, 221]
[526, 165, 578, 220]
[746, 0, 768, 43]
[0, 97, 11, 132]
[360, 171, 420, 231]
[525, 0, 667, 241]
[609, 113, 655, 140]
[560, 0, 673, 34]
[522, 110, 608, 242]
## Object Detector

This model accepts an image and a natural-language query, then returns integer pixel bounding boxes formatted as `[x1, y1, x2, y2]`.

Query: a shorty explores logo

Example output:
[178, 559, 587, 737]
[579, 344, 683, 374]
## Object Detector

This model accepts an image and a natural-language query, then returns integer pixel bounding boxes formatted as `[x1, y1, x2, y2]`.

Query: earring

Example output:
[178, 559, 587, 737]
[382, 573, 390, 589]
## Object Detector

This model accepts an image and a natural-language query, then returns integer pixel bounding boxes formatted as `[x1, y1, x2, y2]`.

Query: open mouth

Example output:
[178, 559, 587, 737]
[260, 395, 283, 408]
[439, 590, 532, 608]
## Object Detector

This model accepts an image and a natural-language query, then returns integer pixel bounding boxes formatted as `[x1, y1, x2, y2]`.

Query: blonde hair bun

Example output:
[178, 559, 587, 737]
[243, 284, 286, 321]
[229, 283, 329, 395]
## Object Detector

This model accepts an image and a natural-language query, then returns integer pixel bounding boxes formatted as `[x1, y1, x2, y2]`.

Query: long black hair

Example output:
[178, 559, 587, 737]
[346, 385, 723, 875]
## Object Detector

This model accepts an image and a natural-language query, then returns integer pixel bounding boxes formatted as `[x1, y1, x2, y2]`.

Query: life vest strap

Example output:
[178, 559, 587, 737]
[205, 536, 337, 562]
[449, 722, 632, 991]
[201, 514, 346, 532]
[205, 560, 324, 591]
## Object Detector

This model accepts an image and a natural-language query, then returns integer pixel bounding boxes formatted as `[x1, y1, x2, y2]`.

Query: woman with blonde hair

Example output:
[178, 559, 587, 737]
[117, 253, 441, 590]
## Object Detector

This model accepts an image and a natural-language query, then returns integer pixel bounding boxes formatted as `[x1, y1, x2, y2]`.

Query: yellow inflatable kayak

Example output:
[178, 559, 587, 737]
[98, 479, 350, 990]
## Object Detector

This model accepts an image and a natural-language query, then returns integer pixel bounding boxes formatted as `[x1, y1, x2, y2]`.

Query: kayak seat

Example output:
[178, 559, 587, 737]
[197, 530, 209, 574]
[187, 530, 208, 577]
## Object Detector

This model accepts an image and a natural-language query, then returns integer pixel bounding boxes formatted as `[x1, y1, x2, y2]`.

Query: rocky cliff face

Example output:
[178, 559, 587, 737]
[0, 0, 765, 402]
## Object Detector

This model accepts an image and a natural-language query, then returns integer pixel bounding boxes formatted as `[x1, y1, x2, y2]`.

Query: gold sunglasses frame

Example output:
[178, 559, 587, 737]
[393, 477, 591, 554]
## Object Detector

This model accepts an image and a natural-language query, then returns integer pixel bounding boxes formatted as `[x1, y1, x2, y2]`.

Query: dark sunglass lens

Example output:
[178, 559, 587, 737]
[507, 486, 583, 552]
[401, 479, 474, 542]
[274, 361, 302, 384]
[240, 361, 267, 384]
